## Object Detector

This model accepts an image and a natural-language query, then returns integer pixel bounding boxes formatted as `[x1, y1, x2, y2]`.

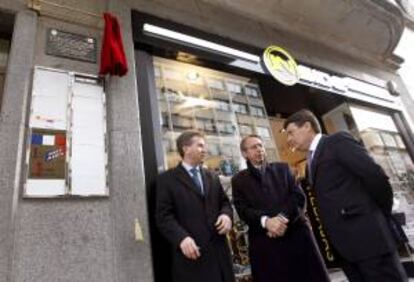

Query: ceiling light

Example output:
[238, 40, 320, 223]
[143, 23, 261, 63]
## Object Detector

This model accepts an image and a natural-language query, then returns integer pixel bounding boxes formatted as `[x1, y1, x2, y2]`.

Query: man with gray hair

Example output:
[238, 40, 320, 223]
[232, 134, 330, 282]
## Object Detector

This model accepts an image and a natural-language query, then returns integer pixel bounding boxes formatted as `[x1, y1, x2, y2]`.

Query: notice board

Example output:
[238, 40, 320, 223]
[25, 67, 108, 197]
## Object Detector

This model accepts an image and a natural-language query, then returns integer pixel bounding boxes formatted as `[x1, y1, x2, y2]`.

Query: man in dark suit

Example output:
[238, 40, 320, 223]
[156, 130, 235, 282]
[284, 109, 407, 282]
[231, 134, 330, 282]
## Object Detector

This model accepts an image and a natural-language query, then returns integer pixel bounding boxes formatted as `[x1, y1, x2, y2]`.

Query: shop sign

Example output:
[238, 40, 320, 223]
[262, 45, 299, 86]
[297, 65, 393, 102]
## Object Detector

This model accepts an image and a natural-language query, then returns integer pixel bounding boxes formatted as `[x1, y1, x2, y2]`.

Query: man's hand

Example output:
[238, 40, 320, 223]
[179, 236, 200, 260]
[265, 216, 289, 238]
[215, 214, 232, 235]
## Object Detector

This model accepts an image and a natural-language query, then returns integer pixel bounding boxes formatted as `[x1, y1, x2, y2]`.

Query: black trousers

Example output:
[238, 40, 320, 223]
[341, 251, 408, 282]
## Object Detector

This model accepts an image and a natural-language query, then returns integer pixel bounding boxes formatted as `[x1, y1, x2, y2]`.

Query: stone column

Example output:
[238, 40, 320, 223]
[0, 9, 38, 281]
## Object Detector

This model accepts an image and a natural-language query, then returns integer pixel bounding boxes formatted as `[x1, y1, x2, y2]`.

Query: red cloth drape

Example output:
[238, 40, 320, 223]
[99, 12, 128, 76]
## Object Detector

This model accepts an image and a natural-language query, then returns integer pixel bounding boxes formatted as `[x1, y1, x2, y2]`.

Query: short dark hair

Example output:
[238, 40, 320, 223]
[176, 130, 204, 158]
[283, 109, 321, 133]
[240, 134, 262, 152]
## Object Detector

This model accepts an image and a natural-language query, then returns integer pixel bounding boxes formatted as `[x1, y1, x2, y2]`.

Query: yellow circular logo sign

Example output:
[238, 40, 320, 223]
[262, 45, 299, 86]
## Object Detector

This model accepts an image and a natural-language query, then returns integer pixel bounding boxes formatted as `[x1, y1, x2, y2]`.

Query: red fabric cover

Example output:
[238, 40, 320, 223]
[99, 12, 128, 76]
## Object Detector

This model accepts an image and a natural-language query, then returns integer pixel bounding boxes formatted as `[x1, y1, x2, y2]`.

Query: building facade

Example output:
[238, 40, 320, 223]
[0, 1, 414, 281]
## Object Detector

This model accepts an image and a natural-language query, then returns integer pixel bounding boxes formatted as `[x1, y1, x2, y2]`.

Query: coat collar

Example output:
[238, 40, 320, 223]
[174, 163, 209, 197]
[311, 135, 327, 180]
[246, 160, 267, 180]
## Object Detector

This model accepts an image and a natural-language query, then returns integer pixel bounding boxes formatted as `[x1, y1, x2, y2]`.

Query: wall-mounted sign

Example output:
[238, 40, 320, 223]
[29, 129, 66, 179]
[296, 64, 400, 110]
[25, 67, 108, 198]
[262, 45, 299, 86]
[46, 29, 97, 63]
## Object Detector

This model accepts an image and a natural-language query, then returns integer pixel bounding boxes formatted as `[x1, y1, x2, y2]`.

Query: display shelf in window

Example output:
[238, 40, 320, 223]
[395, 135, 406, 149]
[233, 102, 248, 115]
[156, 87, 165, 100]
[171, 114, 193, 130]
[244, 85, 260, 98]
[226, 81, 243, 95]
[163, 79, 188, 94]
[360, 129, 384, 149]
[210, 88, 229, 100]
[163, 67, 183, 81]
[160, 112, 169, 128]
[250, 105, 265, 117]
[188, 83, 209, 98]
[380, 131, 398, 148]
[196, 117, 217, 134]
[239, 124, 253, 136]
[154, 65, 162, 78]
[217, 120, 235, 135]
[213, 98, 231, 112]
[207, 78, 225, 90]
[256, 126, 271, 138]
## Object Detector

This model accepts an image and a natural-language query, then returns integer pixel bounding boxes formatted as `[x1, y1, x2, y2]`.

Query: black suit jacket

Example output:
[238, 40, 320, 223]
[156, 163, 234, 282]
[311, 131, 395, 261]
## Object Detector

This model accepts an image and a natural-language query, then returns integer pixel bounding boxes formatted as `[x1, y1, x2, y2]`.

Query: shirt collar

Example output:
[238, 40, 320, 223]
[309, 133, 322, 153]
[181, 161, 199, 173]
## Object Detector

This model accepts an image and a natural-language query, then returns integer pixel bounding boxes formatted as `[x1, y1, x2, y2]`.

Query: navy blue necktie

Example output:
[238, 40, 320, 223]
[190, 168, 203, 195]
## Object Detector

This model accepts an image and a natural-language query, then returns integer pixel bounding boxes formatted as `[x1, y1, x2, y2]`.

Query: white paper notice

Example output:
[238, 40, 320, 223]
[70, 80, 107, 196]
[70, 144, 106, 196]
[29, 69, 69, 130]
[25, 179, 66, 197]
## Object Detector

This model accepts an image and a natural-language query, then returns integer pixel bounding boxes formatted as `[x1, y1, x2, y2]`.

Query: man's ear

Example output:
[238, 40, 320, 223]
[241, 150, 247, 159]
[304, 121, 312, 131]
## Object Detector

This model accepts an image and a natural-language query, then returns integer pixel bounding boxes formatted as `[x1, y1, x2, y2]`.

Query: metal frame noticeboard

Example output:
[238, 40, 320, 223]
[24, 66, 108, 197]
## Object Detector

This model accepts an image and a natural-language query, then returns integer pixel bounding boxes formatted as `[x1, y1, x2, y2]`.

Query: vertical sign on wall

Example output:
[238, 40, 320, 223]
[24, 67, 108, 197]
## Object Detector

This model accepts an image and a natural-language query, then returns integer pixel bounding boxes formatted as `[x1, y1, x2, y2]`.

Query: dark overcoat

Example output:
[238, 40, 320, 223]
[156, 163, 235, 282]
[311, 132, 396, 261]
[232, 161, 330, 282]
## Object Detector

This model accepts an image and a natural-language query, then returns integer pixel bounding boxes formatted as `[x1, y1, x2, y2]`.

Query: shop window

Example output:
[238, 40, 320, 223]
[217, 120, 235, 135]
[171, 114, 193, 130]
[325, 104, 414, 250]
[154, 65, 161, 78]
[233, 102, 248, 115]
[250, 105, 265, 117]
[160, 112, 169, 128]
[256, 126, 271, 138]
[239, 124, 253, 135]
[196, 117, 216, 133]
[152, 57, 279, 281]
[163, 67, 183, 81]
[207, 78, 225, 90]
[226, 81, 243, 95]
[245, 85, 260, 98]
[213, 98, 231, 112]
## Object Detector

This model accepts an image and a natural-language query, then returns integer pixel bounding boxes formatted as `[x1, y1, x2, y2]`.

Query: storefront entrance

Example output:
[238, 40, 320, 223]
[132, 10, 414, 282]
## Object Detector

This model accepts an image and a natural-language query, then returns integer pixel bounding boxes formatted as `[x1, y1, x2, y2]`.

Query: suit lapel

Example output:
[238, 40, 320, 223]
[200, 168, 210, 197]
[311, 135, 327, 182]
[174, 164, 204, 197]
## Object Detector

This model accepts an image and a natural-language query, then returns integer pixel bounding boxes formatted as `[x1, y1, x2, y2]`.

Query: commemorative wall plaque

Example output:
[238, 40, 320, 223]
[46, 29, 97, 63]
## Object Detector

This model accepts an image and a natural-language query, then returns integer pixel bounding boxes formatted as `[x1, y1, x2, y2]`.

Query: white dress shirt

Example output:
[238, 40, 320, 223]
[182, 161, 204, 193]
